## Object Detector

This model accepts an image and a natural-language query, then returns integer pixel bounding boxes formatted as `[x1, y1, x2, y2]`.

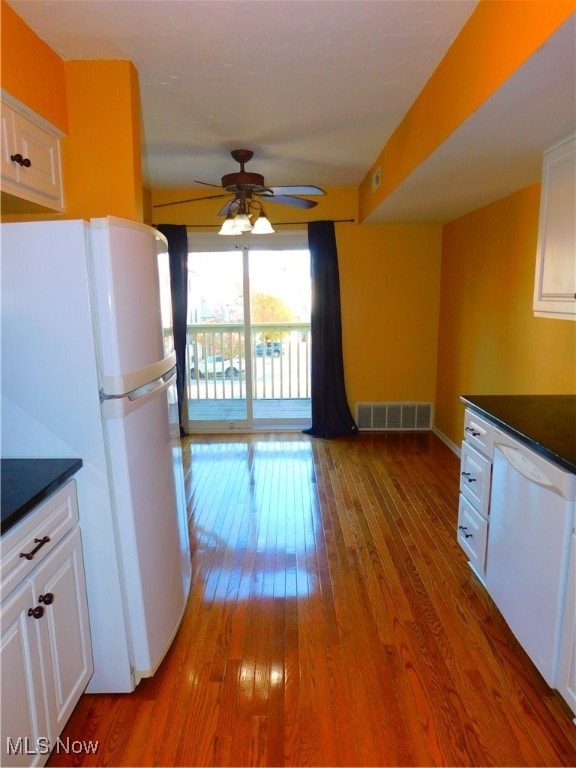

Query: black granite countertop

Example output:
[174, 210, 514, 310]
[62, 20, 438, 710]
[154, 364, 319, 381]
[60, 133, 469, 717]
[461, 395, 576, 473]
[1, 458, 83, 535]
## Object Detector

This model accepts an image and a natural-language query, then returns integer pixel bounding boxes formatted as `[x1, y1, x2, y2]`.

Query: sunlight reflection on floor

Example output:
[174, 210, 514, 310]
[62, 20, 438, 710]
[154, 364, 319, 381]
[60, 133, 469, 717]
[190, 440, 320, 601]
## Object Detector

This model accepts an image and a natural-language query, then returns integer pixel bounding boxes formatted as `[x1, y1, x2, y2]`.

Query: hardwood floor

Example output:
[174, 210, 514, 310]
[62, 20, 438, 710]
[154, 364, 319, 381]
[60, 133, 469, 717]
[49, 432, 576, 767]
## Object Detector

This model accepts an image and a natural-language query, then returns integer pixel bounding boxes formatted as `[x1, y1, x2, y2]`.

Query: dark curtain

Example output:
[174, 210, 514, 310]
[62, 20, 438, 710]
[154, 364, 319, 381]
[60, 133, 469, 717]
[304, 221, 358, 439]
[157, 224, 188, 435]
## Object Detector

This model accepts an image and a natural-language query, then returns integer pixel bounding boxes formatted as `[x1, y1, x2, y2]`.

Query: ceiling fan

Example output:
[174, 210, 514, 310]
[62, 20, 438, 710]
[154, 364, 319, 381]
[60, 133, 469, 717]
[153, 149, 325, 215]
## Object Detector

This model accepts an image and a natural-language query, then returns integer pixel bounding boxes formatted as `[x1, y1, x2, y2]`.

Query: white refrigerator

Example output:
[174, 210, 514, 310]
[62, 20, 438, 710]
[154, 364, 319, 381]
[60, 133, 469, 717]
[1, 217, 191, 692]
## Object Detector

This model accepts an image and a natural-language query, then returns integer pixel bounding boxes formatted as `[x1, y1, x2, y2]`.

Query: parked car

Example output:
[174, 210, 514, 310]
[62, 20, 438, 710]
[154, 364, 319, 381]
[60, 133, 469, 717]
[192, 355, 244, 379]
[256, 341, 282, 357]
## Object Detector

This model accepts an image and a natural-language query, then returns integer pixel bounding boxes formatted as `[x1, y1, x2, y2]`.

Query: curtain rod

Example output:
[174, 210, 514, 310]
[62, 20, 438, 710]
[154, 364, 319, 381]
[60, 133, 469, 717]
[152, 218, 355, 228]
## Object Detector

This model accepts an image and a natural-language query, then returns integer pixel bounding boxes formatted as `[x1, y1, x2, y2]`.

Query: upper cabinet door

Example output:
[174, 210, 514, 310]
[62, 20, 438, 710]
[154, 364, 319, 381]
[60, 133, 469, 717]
[1, 93, 64, 213]
[533, 133, 576, 320]
[11, 110, 62, 203]
[1, 104, 18, 183]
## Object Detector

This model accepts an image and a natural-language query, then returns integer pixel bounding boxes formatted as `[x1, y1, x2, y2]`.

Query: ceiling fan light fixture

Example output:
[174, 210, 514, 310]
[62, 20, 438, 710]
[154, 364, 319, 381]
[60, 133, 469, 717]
[233, 213, 253, 232]
[218, 213, 238, 235]
[251, 210, 275, 234]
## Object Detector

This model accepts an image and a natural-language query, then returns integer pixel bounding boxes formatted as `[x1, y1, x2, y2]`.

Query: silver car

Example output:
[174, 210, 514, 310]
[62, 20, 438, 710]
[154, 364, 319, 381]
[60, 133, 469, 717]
[192, 355, 244, 379]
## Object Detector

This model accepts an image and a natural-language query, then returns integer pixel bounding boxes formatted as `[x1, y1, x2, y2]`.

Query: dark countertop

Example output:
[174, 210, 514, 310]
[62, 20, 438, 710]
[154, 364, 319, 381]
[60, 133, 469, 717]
[461, 395, 576, 473]
[1, 458, 83, 535]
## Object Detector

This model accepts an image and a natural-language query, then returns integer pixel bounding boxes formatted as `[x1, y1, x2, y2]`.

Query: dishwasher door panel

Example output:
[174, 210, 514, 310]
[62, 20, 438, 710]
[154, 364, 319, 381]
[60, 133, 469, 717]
[486, 441, 574, 687]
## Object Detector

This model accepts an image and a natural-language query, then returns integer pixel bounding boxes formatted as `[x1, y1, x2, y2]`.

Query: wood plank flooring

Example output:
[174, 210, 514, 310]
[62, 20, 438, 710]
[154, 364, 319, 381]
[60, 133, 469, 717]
[48, 432, 576, 767]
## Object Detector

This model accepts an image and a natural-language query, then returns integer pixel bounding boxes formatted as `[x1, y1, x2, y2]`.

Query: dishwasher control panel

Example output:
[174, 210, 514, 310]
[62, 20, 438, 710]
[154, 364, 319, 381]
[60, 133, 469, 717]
[493, 428, 576, 500]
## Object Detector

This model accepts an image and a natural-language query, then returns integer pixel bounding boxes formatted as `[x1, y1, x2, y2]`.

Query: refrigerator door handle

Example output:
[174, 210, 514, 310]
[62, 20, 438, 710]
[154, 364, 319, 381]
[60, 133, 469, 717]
[127, 368, 176, 402]
[102, 368, 177, 418]
[100, 352, 176, 397]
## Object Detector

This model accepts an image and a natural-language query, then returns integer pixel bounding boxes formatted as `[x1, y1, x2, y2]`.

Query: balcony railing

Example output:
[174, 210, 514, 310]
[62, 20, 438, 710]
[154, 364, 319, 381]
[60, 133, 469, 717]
[186, 323, 311, 415]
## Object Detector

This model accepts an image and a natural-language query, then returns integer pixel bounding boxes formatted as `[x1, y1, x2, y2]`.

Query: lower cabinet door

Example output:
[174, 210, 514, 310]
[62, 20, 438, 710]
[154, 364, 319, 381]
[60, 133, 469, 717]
[0, 581, 50, 768]
[1, 527, 93, 767]
[457, 494, 488, 579]
[556, 533, 576, 717]
[33, 527, 94, 740]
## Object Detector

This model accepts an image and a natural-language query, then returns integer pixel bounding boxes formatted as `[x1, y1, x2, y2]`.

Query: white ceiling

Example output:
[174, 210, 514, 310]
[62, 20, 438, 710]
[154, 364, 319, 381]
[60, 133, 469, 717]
[6, 0, 576, 223]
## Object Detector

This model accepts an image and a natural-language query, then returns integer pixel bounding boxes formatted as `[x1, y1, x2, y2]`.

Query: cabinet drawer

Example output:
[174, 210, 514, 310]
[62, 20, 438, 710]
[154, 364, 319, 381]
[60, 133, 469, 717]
[1, 480, 78, 598]
[457, 494, 488, 578]
[463, 409, 494, 459]
[460, 441, 491, 518]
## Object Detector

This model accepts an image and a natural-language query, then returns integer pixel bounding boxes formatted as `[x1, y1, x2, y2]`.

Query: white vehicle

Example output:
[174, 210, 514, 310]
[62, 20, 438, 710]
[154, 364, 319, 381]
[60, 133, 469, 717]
[192, 355, 244, 379]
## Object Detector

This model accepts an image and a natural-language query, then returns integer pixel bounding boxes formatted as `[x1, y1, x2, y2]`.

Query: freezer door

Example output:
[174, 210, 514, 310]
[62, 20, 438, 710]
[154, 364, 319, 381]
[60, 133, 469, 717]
[89, 217, 175, 395]
[101, 372, 191, 680]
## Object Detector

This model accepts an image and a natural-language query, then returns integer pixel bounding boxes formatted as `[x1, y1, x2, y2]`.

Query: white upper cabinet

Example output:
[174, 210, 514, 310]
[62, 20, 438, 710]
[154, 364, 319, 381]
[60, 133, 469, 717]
[1, 91, 64, 213]
[533, 134, 576, 320]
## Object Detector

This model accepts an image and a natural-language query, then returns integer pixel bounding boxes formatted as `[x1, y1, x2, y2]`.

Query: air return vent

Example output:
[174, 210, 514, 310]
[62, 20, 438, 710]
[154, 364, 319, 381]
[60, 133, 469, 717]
[355, 402, 433, 431]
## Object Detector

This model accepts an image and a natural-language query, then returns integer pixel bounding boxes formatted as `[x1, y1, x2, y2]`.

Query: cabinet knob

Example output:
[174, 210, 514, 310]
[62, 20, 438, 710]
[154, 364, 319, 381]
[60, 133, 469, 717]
[461, 471, 477, 483]
[28, 606, 44, 620]
[39, 592, 54, 605]
[10, 153, 32, 167]
[458, 525, 473, 539]
[465, 427, 481, 437]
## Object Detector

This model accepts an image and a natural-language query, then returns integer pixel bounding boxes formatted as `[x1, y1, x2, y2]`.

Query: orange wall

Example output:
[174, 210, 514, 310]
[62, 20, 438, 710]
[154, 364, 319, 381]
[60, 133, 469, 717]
[435, 184, 576, 447]
[0, 0, 67, 132]
[359, 0, 576, 221]
[62, 60, 143, 221]
[338, 222, 442, 408]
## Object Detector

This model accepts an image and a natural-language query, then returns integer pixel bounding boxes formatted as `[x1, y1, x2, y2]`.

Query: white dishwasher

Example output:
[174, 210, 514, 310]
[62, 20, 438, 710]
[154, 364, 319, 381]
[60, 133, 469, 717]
[486, 428, 576, 687]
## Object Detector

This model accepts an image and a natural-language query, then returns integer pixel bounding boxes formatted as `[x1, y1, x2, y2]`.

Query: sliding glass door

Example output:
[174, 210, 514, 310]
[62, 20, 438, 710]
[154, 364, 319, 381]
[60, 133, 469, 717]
[184, 231, 311, 432]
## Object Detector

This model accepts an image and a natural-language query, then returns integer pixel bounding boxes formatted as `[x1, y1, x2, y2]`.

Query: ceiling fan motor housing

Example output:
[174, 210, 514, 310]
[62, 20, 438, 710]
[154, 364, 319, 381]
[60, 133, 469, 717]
[221, 172, 265, 191]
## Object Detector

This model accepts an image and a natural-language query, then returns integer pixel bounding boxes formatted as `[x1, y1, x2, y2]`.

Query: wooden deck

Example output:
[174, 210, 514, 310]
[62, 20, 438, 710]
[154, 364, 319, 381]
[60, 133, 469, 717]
[49, 432, 576, 766]
[187, 397, 311, 427]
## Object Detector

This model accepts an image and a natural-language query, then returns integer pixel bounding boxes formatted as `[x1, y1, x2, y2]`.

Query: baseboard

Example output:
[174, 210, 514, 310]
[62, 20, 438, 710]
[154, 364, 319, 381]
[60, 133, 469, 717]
[432, 426, 461, 458]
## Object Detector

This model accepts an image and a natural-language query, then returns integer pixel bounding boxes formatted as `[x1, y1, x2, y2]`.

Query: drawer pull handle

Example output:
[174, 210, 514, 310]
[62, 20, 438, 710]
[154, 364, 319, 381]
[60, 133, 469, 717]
[461, 472, 477, 483]
[458, 525, 473, 539]
[465, 427, 481, 437]
[10, 153, 32, 168]
[20, 536, 50, 560]
[39, 592, 54, 605]
[28, 606, 44, 620]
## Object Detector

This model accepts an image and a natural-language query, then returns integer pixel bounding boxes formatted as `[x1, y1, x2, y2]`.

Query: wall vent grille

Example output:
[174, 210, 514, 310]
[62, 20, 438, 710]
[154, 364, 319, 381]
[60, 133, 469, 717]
[355, 402, 433, 431]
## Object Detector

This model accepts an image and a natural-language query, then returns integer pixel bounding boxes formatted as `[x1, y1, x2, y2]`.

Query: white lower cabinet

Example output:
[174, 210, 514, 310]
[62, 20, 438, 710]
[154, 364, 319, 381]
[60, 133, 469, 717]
[1, 579, 47, 767]
[1, 482, 93, 767]
[457, 494, 488, 576]
[457, 406, 576, 720]
[556, 532, 576, 720]
[457, 409, 494, 580]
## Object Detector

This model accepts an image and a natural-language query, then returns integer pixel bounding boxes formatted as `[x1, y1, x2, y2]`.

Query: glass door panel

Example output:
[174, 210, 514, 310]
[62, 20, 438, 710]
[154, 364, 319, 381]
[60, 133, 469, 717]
[185, 250, 250, 428]
[248, 249, 311, 425]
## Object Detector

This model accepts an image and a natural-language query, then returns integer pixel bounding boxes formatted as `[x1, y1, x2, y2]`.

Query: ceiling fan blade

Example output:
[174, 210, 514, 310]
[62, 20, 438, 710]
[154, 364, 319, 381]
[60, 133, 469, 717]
[261, 194, 318, 209]
[194, 180, 223, 188]
[153, 193, 229, 208]
[267, 185, 325, 196]
[218, 199, 235, 216]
